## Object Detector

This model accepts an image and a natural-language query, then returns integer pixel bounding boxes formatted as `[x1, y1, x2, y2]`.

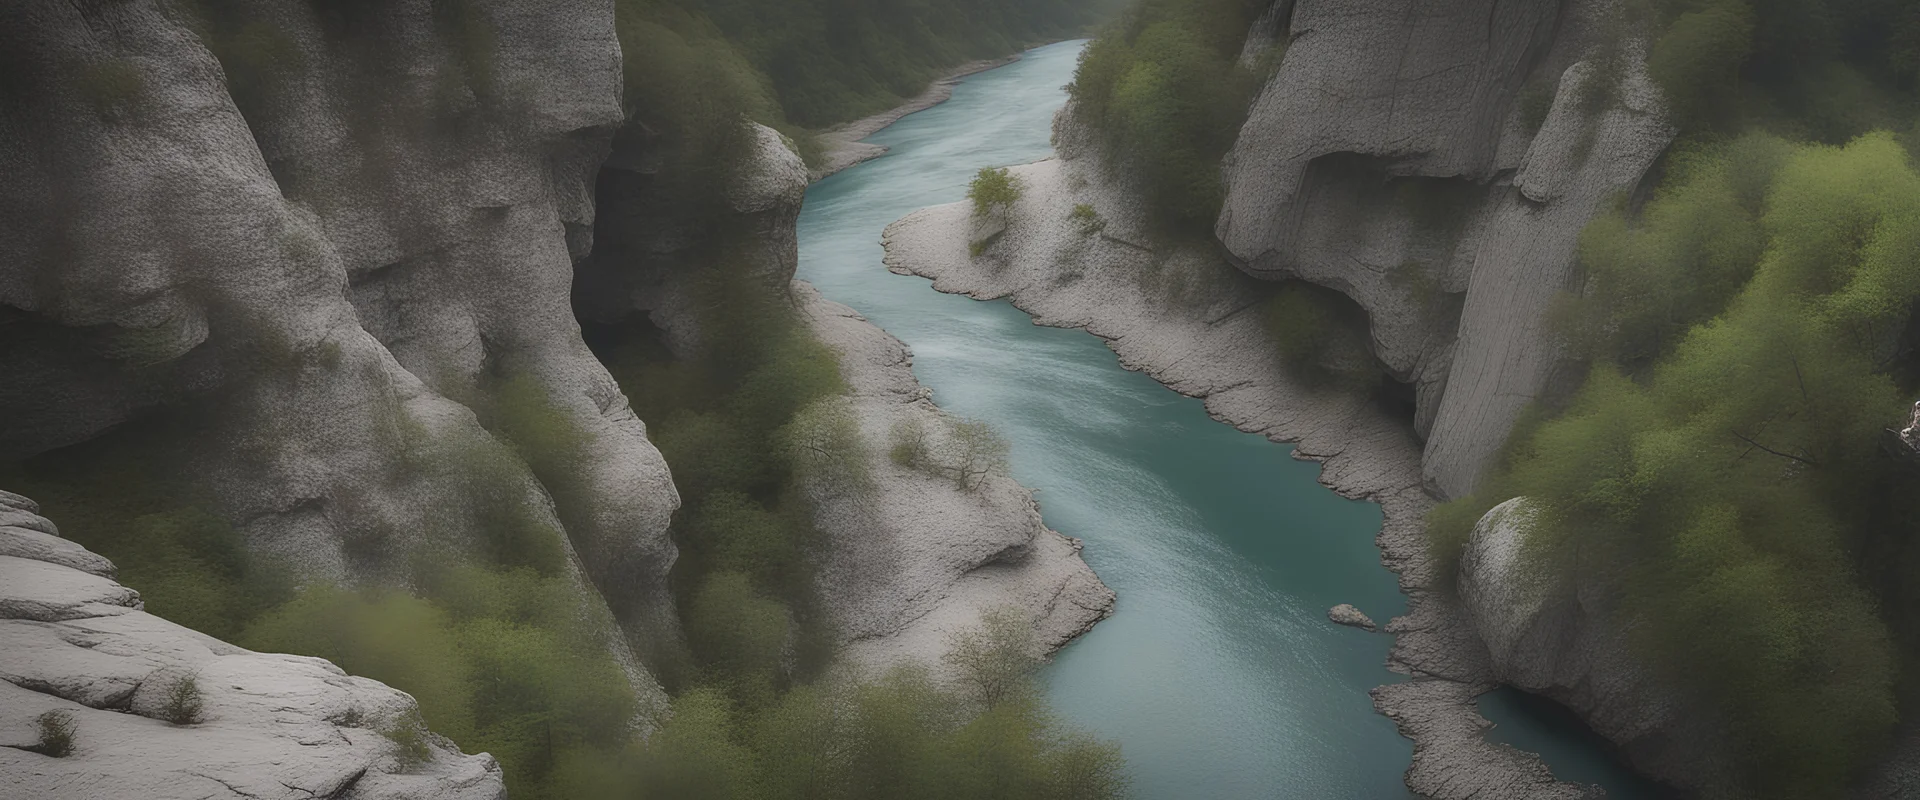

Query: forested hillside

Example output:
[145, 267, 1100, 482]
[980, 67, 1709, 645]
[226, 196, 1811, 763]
[1415, 1, 1920, 796]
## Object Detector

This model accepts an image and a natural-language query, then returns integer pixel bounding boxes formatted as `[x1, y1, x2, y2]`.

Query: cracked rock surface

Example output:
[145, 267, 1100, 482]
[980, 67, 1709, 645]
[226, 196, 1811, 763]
[0, 492, 505, 800]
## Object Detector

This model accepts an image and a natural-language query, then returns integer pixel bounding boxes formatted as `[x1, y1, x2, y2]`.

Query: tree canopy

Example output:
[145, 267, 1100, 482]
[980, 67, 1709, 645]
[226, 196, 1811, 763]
[1434, 132, 1920, 798]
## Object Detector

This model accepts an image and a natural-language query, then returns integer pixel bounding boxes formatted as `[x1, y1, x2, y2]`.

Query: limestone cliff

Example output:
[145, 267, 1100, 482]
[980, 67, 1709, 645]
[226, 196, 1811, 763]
[1216, 0, 1674, 498]
[0, 491, 506, 800]
[0, 0, 675, 691]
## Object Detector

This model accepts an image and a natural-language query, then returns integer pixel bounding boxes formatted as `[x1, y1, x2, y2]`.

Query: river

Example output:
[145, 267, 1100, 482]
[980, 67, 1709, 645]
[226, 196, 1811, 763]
[796, 39, 1654, 800]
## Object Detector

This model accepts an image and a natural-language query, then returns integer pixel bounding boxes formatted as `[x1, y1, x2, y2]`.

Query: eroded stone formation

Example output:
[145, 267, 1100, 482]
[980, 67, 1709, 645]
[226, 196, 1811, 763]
[1218, 0, 1675, 499]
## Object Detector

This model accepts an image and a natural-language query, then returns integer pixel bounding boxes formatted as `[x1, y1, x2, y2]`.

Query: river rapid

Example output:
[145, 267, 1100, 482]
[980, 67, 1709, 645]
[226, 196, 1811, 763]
[796, 39, 1652, 800]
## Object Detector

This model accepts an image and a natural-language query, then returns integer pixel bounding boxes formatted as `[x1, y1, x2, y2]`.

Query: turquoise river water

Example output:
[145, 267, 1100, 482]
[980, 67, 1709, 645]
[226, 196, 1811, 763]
[796, 40, 1657, 800]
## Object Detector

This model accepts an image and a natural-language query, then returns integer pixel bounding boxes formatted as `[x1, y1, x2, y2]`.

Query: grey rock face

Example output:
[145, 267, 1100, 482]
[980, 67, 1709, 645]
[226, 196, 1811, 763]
[1459, 498, 1734, 793]
[0, 0, 674, 687]
[0, 498, 506, 800]
[1217, 0, 1675, 497]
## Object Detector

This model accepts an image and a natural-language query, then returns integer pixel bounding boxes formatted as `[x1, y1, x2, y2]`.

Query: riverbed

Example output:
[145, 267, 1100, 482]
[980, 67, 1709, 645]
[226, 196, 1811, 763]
[795, 39, 1650, 799]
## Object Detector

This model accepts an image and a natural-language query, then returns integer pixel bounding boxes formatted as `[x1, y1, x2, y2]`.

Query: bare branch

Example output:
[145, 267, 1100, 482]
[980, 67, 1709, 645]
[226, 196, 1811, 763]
[1729, 430, 1819, 467]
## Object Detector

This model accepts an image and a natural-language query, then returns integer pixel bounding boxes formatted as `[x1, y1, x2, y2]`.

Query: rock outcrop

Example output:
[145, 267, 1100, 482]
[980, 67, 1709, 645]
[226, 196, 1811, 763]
[794, 284, 1114, 673]
[1216, 0, 1675, 498]
[0, 491, 506, 800]
[1458, 498, 1733, 793]
[0, 0, 674, 687]
[1328, 603, 1377, 631]
[882, 144, 1600, 799]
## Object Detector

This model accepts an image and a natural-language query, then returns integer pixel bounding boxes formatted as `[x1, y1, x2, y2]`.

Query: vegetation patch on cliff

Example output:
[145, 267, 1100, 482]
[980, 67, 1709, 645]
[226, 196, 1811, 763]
[1433, 132, 1920, 799]
[1066, 0, 1270, 234]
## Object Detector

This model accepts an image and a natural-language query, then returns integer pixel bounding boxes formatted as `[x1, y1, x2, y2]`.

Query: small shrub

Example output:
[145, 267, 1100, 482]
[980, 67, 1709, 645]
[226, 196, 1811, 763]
[889, 416, 933, 469]
[161, 674, 204, 725]
[779, 398, 873, 499]
[947, 418, 1010, 492]
[379, 708, 434, 771]
[27, 711, 76, 758]
[1070, 203, 1107, 236]
[968, 167, 1025, 222]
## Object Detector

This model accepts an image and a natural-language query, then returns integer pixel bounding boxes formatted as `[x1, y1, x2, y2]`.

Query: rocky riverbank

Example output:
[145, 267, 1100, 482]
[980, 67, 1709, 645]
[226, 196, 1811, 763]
[879, 140, 1601, 798]
[810, 55, 1027, 182]
[795, 282, 1114, 674]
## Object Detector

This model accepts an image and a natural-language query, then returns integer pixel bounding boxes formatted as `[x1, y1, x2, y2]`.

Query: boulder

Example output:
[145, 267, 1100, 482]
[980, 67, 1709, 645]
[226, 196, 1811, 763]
[1458, 497, 1734, 793]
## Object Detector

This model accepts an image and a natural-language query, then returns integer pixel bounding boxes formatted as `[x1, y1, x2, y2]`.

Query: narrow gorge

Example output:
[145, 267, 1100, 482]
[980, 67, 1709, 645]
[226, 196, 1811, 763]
[7, 0, 1920, 798]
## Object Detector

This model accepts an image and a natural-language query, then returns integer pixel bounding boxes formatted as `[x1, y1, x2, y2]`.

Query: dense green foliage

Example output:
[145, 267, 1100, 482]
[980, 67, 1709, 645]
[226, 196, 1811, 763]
[3, 402, 644, 798]
[1408, 2, 1920, 793]
[243, 573, 639, 797]
[1435, 133, 1920, 797]
[1646, 0, 1920, 138]
[597, 254, 851, 691]
[557, 659, 1127, 800]
[1067, 0, 1269, 233]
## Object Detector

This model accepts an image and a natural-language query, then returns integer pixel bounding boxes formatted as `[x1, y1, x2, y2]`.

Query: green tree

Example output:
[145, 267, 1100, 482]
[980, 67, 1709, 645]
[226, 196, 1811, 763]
[1435, 133, 1920, 798]
[1068, 0, 1267, 233]
[944, 607, 1040, 706]
[969, 166, 1026, 222]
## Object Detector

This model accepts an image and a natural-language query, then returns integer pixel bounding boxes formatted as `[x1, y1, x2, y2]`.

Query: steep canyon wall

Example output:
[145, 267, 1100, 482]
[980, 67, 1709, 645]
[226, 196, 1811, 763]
[1218, 0, 1674, 498]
